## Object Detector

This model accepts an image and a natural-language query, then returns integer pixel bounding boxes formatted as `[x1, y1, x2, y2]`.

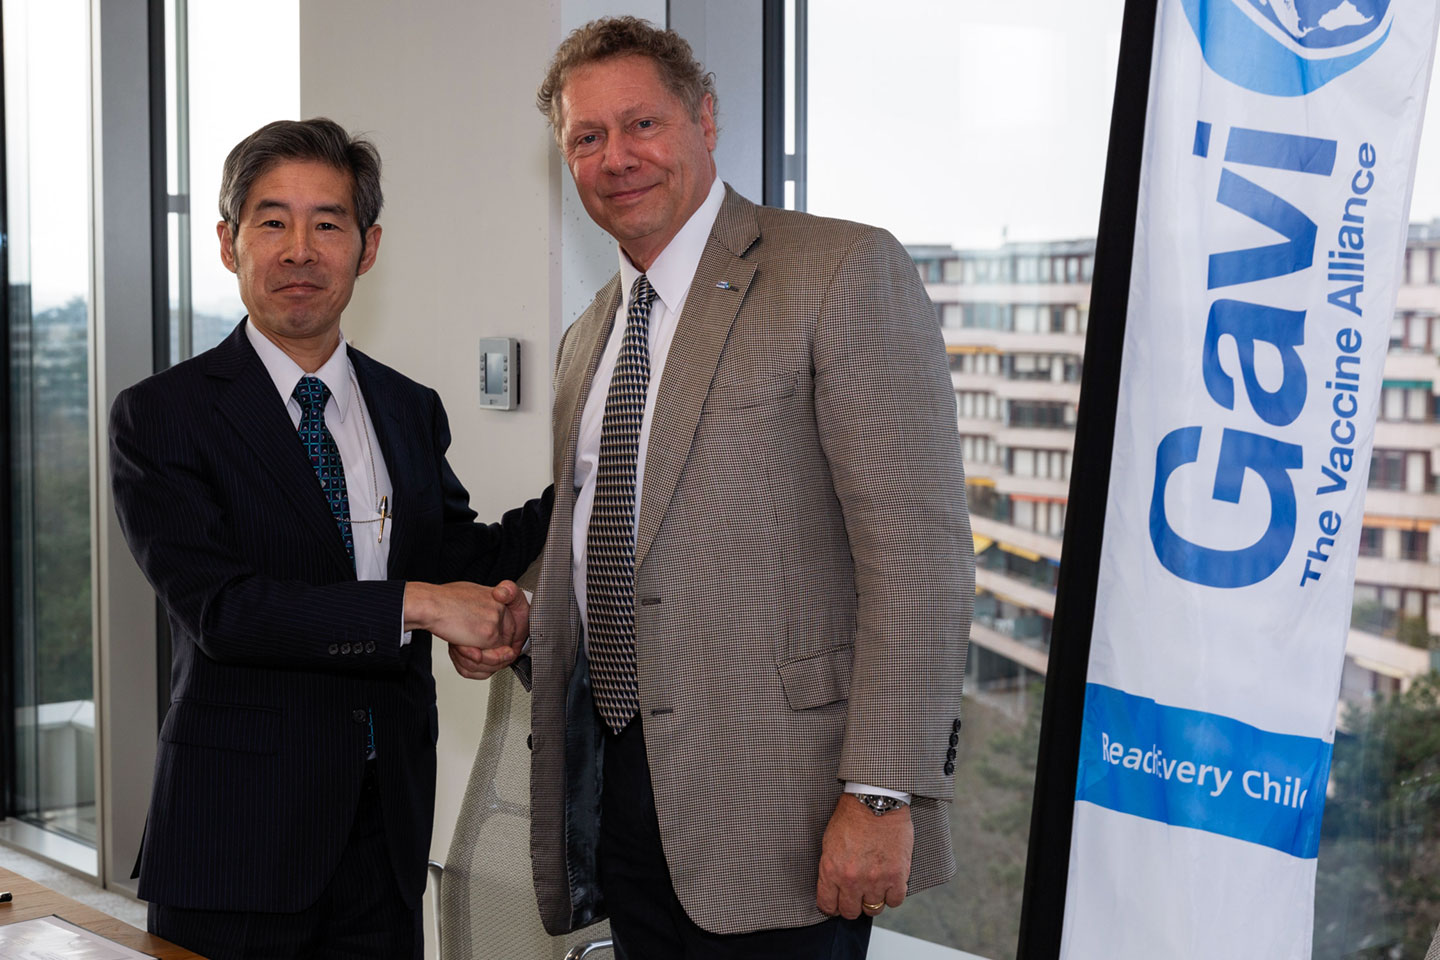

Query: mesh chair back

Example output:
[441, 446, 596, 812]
[440, 667, 611, 959]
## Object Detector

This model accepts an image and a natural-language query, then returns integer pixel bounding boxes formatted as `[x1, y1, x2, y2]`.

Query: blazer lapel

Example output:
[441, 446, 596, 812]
[554, 276, 622, 488]
[544, 278, 621, 660]
[208, 324, 354, 575]
[635, 188, 760, 568]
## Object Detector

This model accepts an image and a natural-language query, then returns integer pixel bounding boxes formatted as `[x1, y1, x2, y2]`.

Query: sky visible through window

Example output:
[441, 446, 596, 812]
[808, 0, 1440, 249]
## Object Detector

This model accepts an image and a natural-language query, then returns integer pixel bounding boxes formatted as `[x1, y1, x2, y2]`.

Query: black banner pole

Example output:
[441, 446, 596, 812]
[1015, 1, 1159, 956]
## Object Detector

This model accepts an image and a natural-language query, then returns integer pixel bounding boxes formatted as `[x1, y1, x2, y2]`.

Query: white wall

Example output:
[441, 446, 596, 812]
[298, 2, 662, 954]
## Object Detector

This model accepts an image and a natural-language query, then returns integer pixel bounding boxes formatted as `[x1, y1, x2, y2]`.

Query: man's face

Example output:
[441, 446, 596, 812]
[558, 55, 717, 271]
[218, 159, 381, 349]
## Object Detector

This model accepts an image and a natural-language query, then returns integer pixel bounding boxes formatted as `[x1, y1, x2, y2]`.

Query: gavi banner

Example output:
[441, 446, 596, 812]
[1062, 1, 1439, 956]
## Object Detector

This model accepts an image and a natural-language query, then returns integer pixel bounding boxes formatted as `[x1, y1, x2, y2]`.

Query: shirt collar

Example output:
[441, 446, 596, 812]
[618, 177, 726, 314]
[244, 318, 353, 424]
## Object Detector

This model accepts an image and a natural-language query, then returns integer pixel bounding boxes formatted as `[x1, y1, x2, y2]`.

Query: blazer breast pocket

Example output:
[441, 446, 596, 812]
[705, 369, 800, 412]
[160, 698, 281, 755]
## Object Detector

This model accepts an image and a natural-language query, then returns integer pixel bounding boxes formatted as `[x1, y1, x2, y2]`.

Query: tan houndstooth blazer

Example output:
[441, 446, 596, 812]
[526, 185, 974, 937]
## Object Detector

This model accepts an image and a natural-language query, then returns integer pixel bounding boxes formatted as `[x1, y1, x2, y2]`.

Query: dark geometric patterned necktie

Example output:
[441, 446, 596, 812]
[293, 375, 355, 566]
[587, 274, 657, 733]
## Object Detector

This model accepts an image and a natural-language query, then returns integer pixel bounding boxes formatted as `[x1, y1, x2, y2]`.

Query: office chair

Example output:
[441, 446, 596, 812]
[431, 667, 612, 959]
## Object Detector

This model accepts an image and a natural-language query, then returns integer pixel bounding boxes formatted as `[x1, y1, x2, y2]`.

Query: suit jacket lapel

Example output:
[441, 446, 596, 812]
[635, 187, 760, 568]
[546, 278, 621, 659]
[348, 350, 416, 578]
[208, 324, 354, 575]
[554, 276, 622, 489]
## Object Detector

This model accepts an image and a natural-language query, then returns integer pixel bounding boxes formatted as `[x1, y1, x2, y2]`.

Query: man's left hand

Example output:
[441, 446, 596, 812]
[816, 793, 913, 920]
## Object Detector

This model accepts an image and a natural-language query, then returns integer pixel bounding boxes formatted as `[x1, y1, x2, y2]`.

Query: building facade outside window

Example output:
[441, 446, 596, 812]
[797, 0, 1440, 955]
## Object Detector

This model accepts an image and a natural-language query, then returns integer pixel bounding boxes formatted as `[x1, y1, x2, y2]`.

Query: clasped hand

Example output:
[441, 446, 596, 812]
[402, 580, 529, 680]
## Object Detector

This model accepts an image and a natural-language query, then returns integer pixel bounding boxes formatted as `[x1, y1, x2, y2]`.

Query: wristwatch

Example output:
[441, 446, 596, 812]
[852, 793, 910, 816]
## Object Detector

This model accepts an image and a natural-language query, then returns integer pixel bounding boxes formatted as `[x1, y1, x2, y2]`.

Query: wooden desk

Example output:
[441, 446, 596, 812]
[0, 865, 204, 959]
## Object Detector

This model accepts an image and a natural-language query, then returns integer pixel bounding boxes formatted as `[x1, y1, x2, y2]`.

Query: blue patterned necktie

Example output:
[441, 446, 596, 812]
[293, 376, 355, 566]
[587, 274, 657, 733]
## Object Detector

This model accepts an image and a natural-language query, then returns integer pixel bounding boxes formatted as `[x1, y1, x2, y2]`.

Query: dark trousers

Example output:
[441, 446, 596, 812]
[148, 763, 420, 960]
[599, 717, 872, 960]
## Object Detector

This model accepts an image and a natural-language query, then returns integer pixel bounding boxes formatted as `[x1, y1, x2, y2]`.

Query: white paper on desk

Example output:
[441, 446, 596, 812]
[0, 915, 156, 959]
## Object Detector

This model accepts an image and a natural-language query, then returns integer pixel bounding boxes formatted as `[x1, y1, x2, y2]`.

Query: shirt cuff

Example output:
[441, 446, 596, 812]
[844, 782, 913, 804]
[520, 589, 534, 656]
[399, 607, 411, 647]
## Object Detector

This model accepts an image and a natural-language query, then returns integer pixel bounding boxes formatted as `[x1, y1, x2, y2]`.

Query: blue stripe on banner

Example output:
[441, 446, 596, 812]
[1224, 127, 1337, 176]
[1193, 121, 1212, 158]
[1074, 683, 1331, 859]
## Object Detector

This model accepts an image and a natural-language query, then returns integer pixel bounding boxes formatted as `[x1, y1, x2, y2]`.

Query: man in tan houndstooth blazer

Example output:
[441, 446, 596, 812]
[457, 16, 973, 959]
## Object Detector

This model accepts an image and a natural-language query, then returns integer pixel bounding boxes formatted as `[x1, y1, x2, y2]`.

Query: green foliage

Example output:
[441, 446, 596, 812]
[15, 296, 93, 706]
[1315, 672, 1440, 956]
[1397, 614, 1432, 651]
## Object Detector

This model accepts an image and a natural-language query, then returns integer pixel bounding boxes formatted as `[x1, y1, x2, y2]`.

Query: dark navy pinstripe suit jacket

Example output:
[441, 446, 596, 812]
[110, 321, 551, 913]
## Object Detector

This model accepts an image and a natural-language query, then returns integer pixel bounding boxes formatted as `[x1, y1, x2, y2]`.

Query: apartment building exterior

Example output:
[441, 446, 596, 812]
[914, 225, 1440, 717]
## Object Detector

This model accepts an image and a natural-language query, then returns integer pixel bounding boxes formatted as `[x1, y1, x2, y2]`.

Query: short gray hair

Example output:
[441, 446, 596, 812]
[218, 118, 383, 252]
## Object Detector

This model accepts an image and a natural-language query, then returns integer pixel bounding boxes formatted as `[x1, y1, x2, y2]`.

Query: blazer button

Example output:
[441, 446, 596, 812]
[340, 642, 352, 654]
[328, 644, 339, 656]
[949, 732, 960, 748]
[351, 643, 362, 655]
[526, 734, 533, 751]
[946, 747, 957, 761]
[365, 641, 376, 654]
[952, 718, 962, 734]
[944, 760, 956, 776]
[352, 709, 367, 723]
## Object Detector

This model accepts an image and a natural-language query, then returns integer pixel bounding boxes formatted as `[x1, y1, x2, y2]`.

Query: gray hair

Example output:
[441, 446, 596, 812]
[218, 118, 383, 254]
[537, 16, 717, 145]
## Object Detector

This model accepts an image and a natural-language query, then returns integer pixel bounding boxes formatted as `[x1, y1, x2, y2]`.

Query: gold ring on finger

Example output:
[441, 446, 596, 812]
[862, 901, 884, 911]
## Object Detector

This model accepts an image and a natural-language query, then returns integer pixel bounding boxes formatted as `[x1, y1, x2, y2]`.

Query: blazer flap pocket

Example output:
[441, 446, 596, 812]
[706, 370, 799, 411]
[778, 644, 853, 711]
[160, 699, 281, 755]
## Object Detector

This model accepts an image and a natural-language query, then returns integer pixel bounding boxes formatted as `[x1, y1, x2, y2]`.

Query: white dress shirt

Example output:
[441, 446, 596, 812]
[571, 177, 726, 628]
[246, 321, 409, 643]
[567, 181, 907, 803]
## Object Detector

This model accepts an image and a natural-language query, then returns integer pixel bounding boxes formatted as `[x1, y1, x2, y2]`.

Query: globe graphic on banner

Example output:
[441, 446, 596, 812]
[1180, 0, 1395, 95]
[1243, 0, 1391, 50]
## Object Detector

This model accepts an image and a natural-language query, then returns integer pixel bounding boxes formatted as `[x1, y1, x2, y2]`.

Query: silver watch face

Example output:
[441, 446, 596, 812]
[856, 794, 906, 815]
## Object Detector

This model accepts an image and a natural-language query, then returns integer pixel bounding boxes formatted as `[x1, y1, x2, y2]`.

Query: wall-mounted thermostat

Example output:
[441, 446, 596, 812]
[478, 338, 520, 410]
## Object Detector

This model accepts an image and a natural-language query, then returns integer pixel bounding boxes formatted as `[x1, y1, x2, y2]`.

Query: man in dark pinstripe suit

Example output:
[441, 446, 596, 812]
[110, 119, 549, 960]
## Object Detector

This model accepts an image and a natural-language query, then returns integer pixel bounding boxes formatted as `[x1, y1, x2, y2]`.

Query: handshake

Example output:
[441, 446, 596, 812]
[403, 580, 530, 680]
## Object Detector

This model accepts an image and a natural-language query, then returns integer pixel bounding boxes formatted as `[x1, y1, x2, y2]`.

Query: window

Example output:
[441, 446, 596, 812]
[3, 0, 97, 866]
[161, 0, 299, 363]
[1369, 450, 1407, 490]
[1401, 529, 1429, 563]
[798, 3, 1124, 947]
[1009, 401, 1068, 429]
[780, 0, 1440, 953]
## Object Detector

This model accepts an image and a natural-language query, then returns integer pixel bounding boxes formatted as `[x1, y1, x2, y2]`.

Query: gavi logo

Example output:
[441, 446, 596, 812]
[1179, 0, 1394, 96]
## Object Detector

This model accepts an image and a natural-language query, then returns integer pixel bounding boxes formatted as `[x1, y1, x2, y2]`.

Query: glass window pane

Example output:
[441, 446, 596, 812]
[805, 5, 1120, 950]
[167, 0, 299, 362]
[1330, 68, 1440, 944]
[4, 0, 96, 849]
